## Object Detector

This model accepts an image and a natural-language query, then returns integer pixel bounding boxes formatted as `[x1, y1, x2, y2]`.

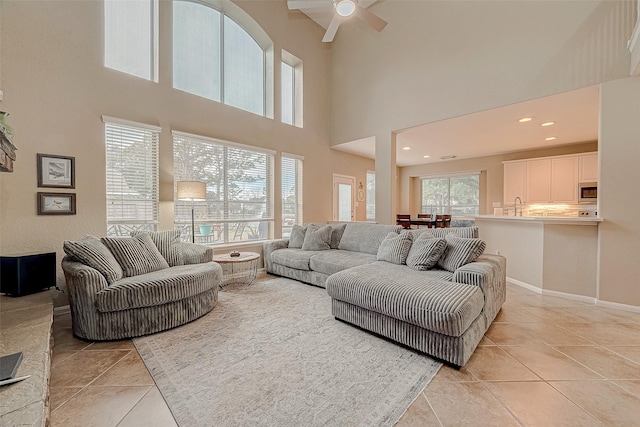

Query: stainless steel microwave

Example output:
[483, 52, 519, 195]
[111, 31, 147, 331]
[579, 182, 597, 203]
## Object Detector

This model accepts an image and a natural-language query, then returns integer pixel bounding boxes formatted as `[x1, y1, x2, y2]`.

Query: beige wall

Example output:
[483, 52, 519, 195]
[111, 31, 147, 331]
[598, 76, 640, 307]
[0, 1, 370, 301]
[400, 142, 598, 216]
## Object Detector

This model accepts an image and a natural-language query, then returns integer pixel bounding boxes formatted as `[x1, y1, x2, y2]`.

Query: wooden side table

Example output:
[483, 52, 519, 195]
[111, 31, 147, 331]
[211, 252, 260, 288]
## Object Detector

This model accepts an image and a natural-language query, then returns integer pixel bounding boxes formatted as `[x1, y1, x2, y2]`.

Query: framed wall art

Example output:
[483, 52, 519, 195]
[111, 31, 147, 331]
[37, 192, 76, 215]
[37, 153, 75, 188]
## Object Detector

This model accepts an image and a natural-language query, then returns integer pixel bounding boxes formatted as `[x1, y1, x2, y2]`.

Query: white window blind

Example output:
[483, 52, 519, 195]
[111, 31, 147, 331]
[173, 132, 274, 244]
[366, 170, 375, 221]
[282, 155, 303, 237]
[173, 0, 265, 116]
[104, 0, 157, 81]
[104, 118, 160, 236]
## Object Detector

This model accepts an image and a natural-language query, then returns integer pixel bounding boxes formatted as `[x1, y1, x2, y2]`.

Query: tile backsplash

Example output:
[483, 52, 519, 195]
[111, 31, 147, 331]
[503, 203, 597, 217]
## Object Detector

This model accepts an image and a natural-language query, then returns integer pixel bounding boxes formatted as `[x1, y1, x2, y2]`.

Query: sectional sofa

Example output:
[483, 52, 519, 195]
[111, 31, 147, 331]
[263, 222, 506, 366]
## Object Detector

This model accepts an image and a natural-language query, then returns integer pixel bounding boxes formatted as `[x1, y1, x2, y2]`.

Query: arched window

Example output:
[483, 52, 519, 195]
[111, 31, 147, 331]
[173, 0, 271, 117]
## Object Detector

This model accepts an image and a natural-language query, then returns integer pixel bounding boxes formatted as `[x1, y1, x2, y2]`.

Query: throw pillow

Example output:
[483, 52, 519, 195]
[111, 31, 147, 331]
[301, 225, 332, 251]
[101, 233, 170, 277]
[63, 235, 123, 284]
[407, 228, 435, 241]
[376, 231, 413, 265]
[131, 230, 184, 267]
[406, 236, 447, 271]
[437, 234, 486, 272]
[289, 224, 306, 248]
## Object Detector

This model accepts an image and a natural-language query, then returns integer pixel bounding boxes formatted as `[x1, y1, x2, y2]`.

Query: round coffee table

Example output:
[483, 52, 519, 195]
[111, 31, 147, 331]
[211, 252, 260, 288]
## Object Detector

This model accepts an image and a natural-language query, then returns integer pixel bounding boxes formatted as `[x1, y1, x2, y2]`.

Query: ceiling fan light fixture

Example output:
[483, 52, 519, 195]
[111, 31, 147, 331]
[335, 0, 356, 17]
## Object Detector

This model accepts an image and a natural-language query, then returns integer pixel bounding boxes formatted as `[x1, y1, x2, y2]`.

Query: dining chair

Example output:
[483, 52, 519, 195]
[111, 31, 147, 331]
[396, 214, 412, 229]
[443, 214, 452, 228]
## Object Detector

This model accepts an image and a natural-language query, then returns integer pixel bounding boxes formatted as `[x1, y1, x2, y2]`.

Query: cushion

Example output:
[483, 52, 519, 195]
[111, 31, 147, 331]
[131, 230, 184, 267]
[338, 223, 403, 255]
[302, 225, 332, 251]
[407, 228, 435, 240]
[406, 236, 447, 271]
[289, 224, 306, 248]
[437, 234, 486, 272]
[270, 248, 316, 271]
[376, 232, 413, 265]
[101, 233, 170, 277]
[309, 222, 347, 249]
[431, 226, 479, 239]
[63, 235, 123, 284]
[309, 250, 377, 276]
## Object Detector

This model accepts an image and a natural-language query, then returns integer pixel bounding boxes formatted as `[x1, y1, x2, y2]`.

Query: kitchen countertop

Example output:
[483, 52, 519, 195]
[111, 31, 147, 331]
[474, 215, 603, 225]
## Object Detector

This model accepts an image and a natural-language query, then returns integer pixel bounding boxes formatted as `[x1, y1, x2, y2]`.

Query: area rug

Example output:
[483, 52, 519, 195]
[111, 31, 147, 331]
[133, 277, 442, 427]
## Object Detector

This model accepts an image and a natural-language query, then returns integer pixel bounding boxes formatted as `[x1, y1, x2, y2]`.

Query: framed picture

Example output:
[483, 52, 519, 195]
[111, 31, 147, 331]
[37, 192, 76, 215]
[37, 153, 75, 188]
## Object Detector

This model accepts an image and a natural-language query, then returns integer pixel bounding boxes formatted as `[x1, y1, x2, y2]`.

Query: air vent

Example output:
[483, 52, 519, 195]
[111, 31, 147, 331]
[440, 155, 457, 160]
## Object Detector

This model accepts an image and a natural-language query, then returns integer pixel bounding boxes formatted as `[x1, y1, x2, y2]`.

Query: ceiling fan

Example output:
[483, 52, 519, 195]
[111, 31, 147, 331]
[287, 0, 388, 42]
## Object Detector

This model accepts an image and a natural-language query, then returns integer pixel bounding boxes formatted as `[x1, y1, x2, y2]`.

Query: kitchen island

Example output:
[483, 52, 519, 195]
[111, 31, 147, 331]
[474, 215, 602, 300]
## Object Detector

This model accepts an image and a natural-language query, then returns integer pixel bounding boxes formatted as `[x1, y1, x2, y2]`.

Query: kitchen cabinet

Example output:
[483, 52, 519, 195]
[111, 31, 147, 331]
[504, 161, 527, 204]
[551, 156, 578, 203]
[526, 159, 552, 203]
[578, 153, 598, 182]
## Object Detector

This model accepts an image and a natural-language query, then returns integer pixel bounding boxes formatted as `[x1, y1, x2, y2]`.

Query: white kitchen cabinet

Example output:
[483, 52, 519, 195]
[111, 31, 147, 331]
[526, 159, 552, 203]
[551, 156, 578, 203]
[578, 153, 598, 182]
[504, 161, 527, 204]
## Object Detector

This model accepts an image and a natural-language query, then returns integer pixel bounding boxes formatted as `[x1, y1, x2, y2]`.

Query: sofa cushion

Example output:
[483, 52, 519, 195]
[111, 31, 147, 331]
[289, 224, 306, 248]
[131, 230, 184, 267]
[438, 234, 487, 272]
[271, 248, 320, 271]
[431, 226, 479, 239]
[406, 236, 447, 271]
[101, 234, 170, 277]
[309, 250, 377, 276]
[376, 232, 413, 265]
[326, 262, 484, 337]
[302, 225, 332, 251]
[96, 263, 219, 313]
[338, 223, 403, 255]
[63, 235, 123, 284]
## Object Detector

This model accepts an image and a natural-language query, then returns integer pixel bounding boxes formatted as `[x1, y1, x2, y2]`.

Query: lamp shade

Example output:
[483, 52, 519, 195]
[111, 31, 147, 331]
[177, 181, 206, 201]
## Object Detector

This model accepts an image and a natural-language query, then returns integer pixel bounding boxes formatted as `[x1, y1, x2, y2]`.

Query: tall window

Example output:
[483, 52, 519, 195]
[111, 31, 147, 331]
[173, 0, 265, 116]
[173, 131, 274, 244]
[104, 117, 160, 236]
[421, 173, 479, 217]
[366, 170, 375, 221]
[281, 50, 303, 127]
[282, 155, 303, 237]
[104, 0, 157, 81]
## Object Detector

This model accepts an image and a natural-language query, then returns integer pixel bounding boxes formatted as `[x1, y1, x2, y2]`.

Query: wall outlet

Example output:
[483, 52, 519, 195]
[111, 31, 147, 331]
[495, 250, 501, 255]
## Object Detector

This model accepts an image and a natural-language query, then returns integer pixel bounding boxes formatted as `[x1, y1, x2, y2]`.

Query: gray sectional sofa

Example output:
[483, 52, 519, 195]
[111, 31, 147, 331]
[62, 231, 222, 341]
[263, 222, 506, 366]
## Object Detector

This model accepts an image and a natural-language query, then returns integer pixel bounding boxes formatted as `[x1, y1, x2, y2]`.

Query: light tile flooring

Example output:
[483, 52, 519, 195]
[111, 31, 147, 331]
[50, 281, 640, 426]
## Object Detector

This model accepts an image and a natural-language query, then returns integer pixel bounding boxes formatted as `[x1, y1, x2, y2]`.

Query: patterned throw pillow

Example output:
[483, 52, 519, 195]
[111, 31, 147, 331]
[289, 224, 306, 248]
[131, 230, 184, 267]
[301, 225, 332, 251]
[406, 235, 447, 271]
[437, 234, 486, 272]
[63, 235, 124, 284]
[101, 233, 170, 277]
[376, 231, 413, 265]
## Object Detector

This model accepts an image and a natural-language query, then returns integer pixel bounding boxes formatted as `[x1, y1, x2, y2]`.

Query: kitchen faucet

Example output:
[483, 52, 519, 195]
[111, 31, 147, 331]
[514, 196, 523, 216]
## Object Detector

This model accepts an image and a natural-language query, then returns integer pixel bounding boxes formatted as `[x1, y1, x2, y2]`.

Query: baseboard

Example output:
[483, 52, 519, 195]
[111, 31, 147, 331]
[53, 305, 70, 315]
[507, 277, 542, 294]
[596, 299, 640, 314]
[541, 288, 597, 304]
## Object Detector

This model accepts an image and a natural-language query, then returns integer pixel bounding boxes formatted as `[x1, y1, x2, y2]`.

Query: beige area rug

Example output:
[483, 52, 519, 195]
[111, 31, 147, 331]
[134, 277, 442, 427]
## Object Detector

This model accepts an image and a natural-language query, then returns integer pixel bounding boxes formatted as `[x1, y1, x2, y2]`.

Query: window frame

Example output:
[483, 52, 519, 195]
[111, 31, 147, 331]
[281, 153, 304, 238]
[281, 50, 303, 127]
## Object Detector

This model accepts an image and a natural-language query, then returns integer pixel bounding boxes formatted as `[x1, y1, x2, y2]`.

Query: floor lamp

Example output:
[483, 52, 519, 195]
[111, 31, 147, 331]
[177, 181, 207, 243]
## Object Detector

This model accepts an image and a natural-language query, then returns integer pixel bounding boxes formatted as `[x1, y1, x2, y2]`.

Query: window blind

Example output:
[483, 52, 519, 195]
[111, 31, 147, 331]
[173, 132, 274, 243]
[366, 171, 375, 221]
[282, 155, 303, 237]
[104, 119, 160, 236]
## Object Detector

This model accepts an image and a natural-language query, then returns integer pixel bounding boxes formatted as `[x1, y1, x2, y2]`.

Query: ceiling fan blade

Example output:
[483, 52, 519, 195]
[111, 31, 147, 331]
[355, 4, 388, 32]
[322, 15, 342, 42]
[288, 0, 332, 10]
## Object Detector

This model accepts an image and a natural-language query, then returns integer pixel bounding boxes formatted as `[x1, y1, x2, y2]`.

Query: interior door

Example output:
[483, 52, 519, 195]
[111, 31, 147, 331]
[333, 175, 355, 221]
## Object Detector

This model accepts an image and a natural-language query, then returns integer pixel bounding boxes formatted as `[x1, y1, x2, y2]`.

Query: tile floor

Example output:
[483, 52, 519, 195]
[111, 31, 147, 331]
[50, 281, 640, 426]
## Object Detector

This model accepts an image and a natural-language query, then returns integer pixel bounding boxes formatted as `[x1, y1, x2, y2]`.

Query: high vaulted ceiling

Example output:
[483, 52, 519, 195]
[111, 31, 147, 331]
[332, 85, 600, 167]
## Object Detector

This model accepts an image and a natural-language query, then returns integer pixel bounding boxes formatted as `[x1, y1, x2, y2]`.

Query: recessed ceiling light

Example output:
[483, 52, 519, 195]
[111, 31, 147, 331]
[518, 117, 532, 123]
[402, 146, 411, 151]
[545, 137, 556, 141]
[423, 155, 430, 158]
[541, 121, 555, 127]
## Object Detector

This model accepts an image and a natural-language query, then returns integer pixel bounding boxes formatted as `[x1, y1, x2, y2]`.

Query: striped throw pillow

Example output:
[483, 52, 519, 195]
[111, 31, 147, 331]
[131, 230, 184, 267]
[406, 236, 447, 270]
[101, 233, 170, 278]
[437, 234, 486, 272]
[63, 235, 123, 284]
[376, 231, 413, 265]
[301, 225, 332, 251]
